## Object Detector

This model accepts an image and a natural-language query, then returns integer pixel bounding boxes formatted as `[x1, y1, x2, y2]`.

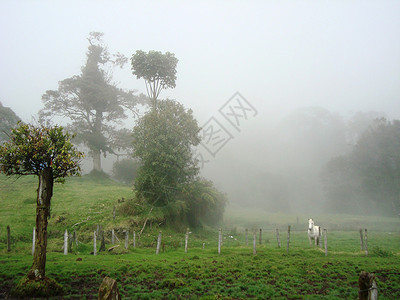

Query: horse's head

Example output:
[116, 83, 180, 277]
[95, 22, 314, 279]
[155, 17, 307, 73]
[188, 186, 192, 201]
[308, 218, 314, 230]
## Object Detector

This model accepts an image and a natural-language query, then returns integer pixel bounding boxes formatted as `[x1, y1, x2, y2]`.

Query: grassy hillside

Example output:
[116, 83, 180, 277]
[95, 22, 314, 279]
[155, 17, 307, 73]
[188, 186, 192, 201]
[0, 174, 133, 243]
[1, 174, 400, 299]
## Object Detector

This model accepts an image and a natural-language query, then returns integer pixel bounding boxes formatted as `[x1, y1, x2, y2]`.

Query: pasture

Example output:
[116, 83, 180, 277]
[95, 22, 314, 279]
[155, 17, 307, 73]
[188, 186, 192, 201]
[0, 175, 399, 299]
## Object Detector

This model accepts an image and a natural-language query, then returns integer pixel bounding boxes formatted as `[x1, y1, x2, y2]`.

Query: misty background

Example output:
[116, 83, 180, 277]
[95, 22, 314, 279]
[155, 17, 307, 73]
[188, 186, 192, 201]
[1, 1, 399, 215]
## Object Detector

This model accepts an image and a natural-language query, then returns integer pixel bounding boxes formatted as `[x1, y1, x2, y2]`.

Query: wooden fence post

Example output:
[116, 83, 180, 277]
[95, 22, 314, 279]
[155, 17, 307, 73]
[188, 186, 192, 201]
[125, 230, 129, 249]
[64, 230, 68, 255]
[359, 229, 364, 251]
[259, 228, 262, 245]
[93, 231, 97, 256]
[276, 229, 281, 248]
[364, 228, 368, 256]
[245, 228, 248, 246]
[112, 229, 115, 245]
[133, 231, 136, 248]
[286, 225, 291, 254]
[156, 231, 162, 254]
[73, 230, 77, 246]
[253, 229, 257, 255]
[324, 229, 328, 257]
[185, 228, 189, 253]
[319, 227, 322, 248]
[7, 225, 10, 252]
[99, 230, 105, 252]
[218, 229, 222, 255]
[68, 232, 73, 253]
[359, 271, 378, 300]
[32, 227, 35, 256]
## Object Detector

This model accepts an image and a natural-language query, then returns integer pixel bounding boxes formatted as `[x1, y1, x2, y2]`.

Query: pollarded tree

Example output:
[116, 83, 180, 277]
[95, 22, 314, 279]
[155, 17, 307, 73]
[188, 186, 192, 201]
[131, 50, 178, 109]
[40, 32, 144, 172]
[132, 99, 201, 209]
[0, 122, 83, 296]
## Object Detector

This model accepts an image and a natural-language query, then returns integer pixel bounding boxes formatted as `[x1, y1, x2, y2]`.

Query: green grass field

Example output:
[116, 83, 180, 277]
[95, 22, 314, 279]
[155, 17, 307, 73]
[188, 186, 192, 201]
[1, 174, 399, 299]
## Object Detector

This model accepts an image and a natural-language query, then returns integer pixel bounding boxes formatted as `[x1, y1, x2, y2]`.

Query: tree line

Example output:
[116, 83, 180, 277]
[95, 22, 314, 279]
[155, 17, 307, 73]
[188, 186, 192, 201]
[321, 118, 400, 216]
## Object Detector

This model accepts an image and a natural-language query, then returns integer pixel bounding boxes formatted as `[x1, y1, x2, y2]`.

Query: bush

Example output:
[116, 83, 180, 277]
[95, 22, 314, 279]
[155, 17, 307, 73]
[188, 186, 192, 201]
[181, 178, 228, 228]
[112, 158, 141, 185]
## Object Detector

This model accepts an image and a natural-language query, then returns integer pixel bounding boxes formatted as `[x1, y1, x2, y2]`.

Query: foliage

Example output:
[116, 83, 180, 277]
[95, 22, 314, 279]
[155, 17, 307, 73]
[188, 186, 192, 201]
[180, 178, 228, 228]
[0, 122, 84, 294]
[112, 158, 141, 185]
[0, 102, 20, 143]
[0, 122, 83, 181]
[132, 99, 201, 207]
[321, 118, 400, 215]
[131, 50, 178, 106]
[40, 32, 144, 171]
[352, 119, 400, 214]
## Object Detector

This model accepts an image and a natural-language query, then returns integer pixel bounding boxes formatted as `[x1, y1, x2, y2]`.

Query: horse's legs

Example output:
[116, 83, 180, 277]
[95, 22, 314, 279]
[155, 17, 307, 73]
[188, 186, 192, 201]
[308, 235, 312, 246]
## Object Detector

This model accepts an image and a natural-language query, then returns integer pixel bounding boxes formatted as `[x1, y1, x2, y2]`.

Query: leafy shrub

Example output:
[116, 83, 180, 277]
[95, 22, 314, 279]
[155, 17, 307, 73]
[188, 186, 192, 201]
[112, 158, 140, 185]
[180, 178, 228, 228]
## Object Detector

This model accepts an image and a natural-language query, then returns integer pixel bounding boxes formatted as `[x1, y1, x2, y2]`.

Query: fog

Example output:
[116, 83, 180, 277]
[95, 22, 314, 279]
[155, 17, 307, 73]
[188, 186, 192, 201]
[1, 1, 399, 214]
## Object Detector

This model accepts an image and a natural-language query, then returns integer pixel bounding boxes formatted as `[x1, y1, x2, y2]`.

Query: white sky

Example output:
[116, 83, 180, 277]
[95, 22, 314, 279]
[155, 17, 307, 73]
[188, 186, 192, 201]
[1, 0, 399, 123]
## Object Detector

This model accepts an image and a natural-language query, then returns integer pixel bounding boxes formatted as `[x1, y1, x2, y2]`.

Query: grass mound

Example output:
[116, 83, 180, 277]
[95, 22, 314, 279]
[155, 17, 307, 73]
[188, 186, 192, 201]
[12, 275, 63, 298]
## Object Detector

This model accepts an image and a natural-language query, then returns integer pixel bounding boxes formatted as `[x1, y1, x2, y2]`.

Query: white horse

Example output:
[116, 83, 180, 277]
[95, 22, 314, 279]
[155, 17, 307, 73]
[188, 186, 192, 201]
[307, 218, 321, 246]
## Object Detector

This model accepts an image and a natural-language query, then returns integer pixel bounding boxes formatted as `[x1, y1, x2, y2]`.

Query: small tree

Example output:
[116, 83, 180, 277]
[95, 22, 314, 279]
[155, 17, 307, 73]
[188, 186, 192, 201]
[0, 122, 83, 295]
[131, 50, 178, 109]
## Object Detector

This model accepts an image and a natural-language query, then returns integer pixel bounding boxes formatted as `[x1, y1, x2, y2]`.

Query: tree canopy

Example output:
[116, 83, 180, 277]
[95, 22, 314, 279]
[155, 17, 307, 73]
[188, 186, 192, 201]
[321, 118, 400, 215]
[40, 32, 144, 172]
[131, 50, 178, 108]
[0, 122, 83, 180]
[0, 102, 20, 143]
[130, 99, 227, 228]
[132, 99, 200, 207]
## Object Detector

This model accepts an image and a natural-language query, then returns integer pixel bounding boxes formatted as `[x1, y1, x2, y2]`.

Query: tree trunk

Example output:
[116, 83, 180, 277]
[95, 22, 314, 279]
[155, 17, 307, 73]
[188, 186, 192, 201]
[93, 149, 102, 172]
[28, 167, 53, 279]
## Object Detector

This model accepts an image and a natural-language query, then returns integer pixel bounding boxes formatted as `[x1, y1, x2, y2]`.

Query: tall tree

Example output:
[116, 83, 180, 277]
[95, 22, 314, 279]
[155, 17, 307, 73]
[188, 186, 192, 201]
[0, 102, 20, 143]
[40, 32, 144, 172]
[131, 50, 178, 109]
[0, 122, 83, 296]
[132, 99, 201, 208]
